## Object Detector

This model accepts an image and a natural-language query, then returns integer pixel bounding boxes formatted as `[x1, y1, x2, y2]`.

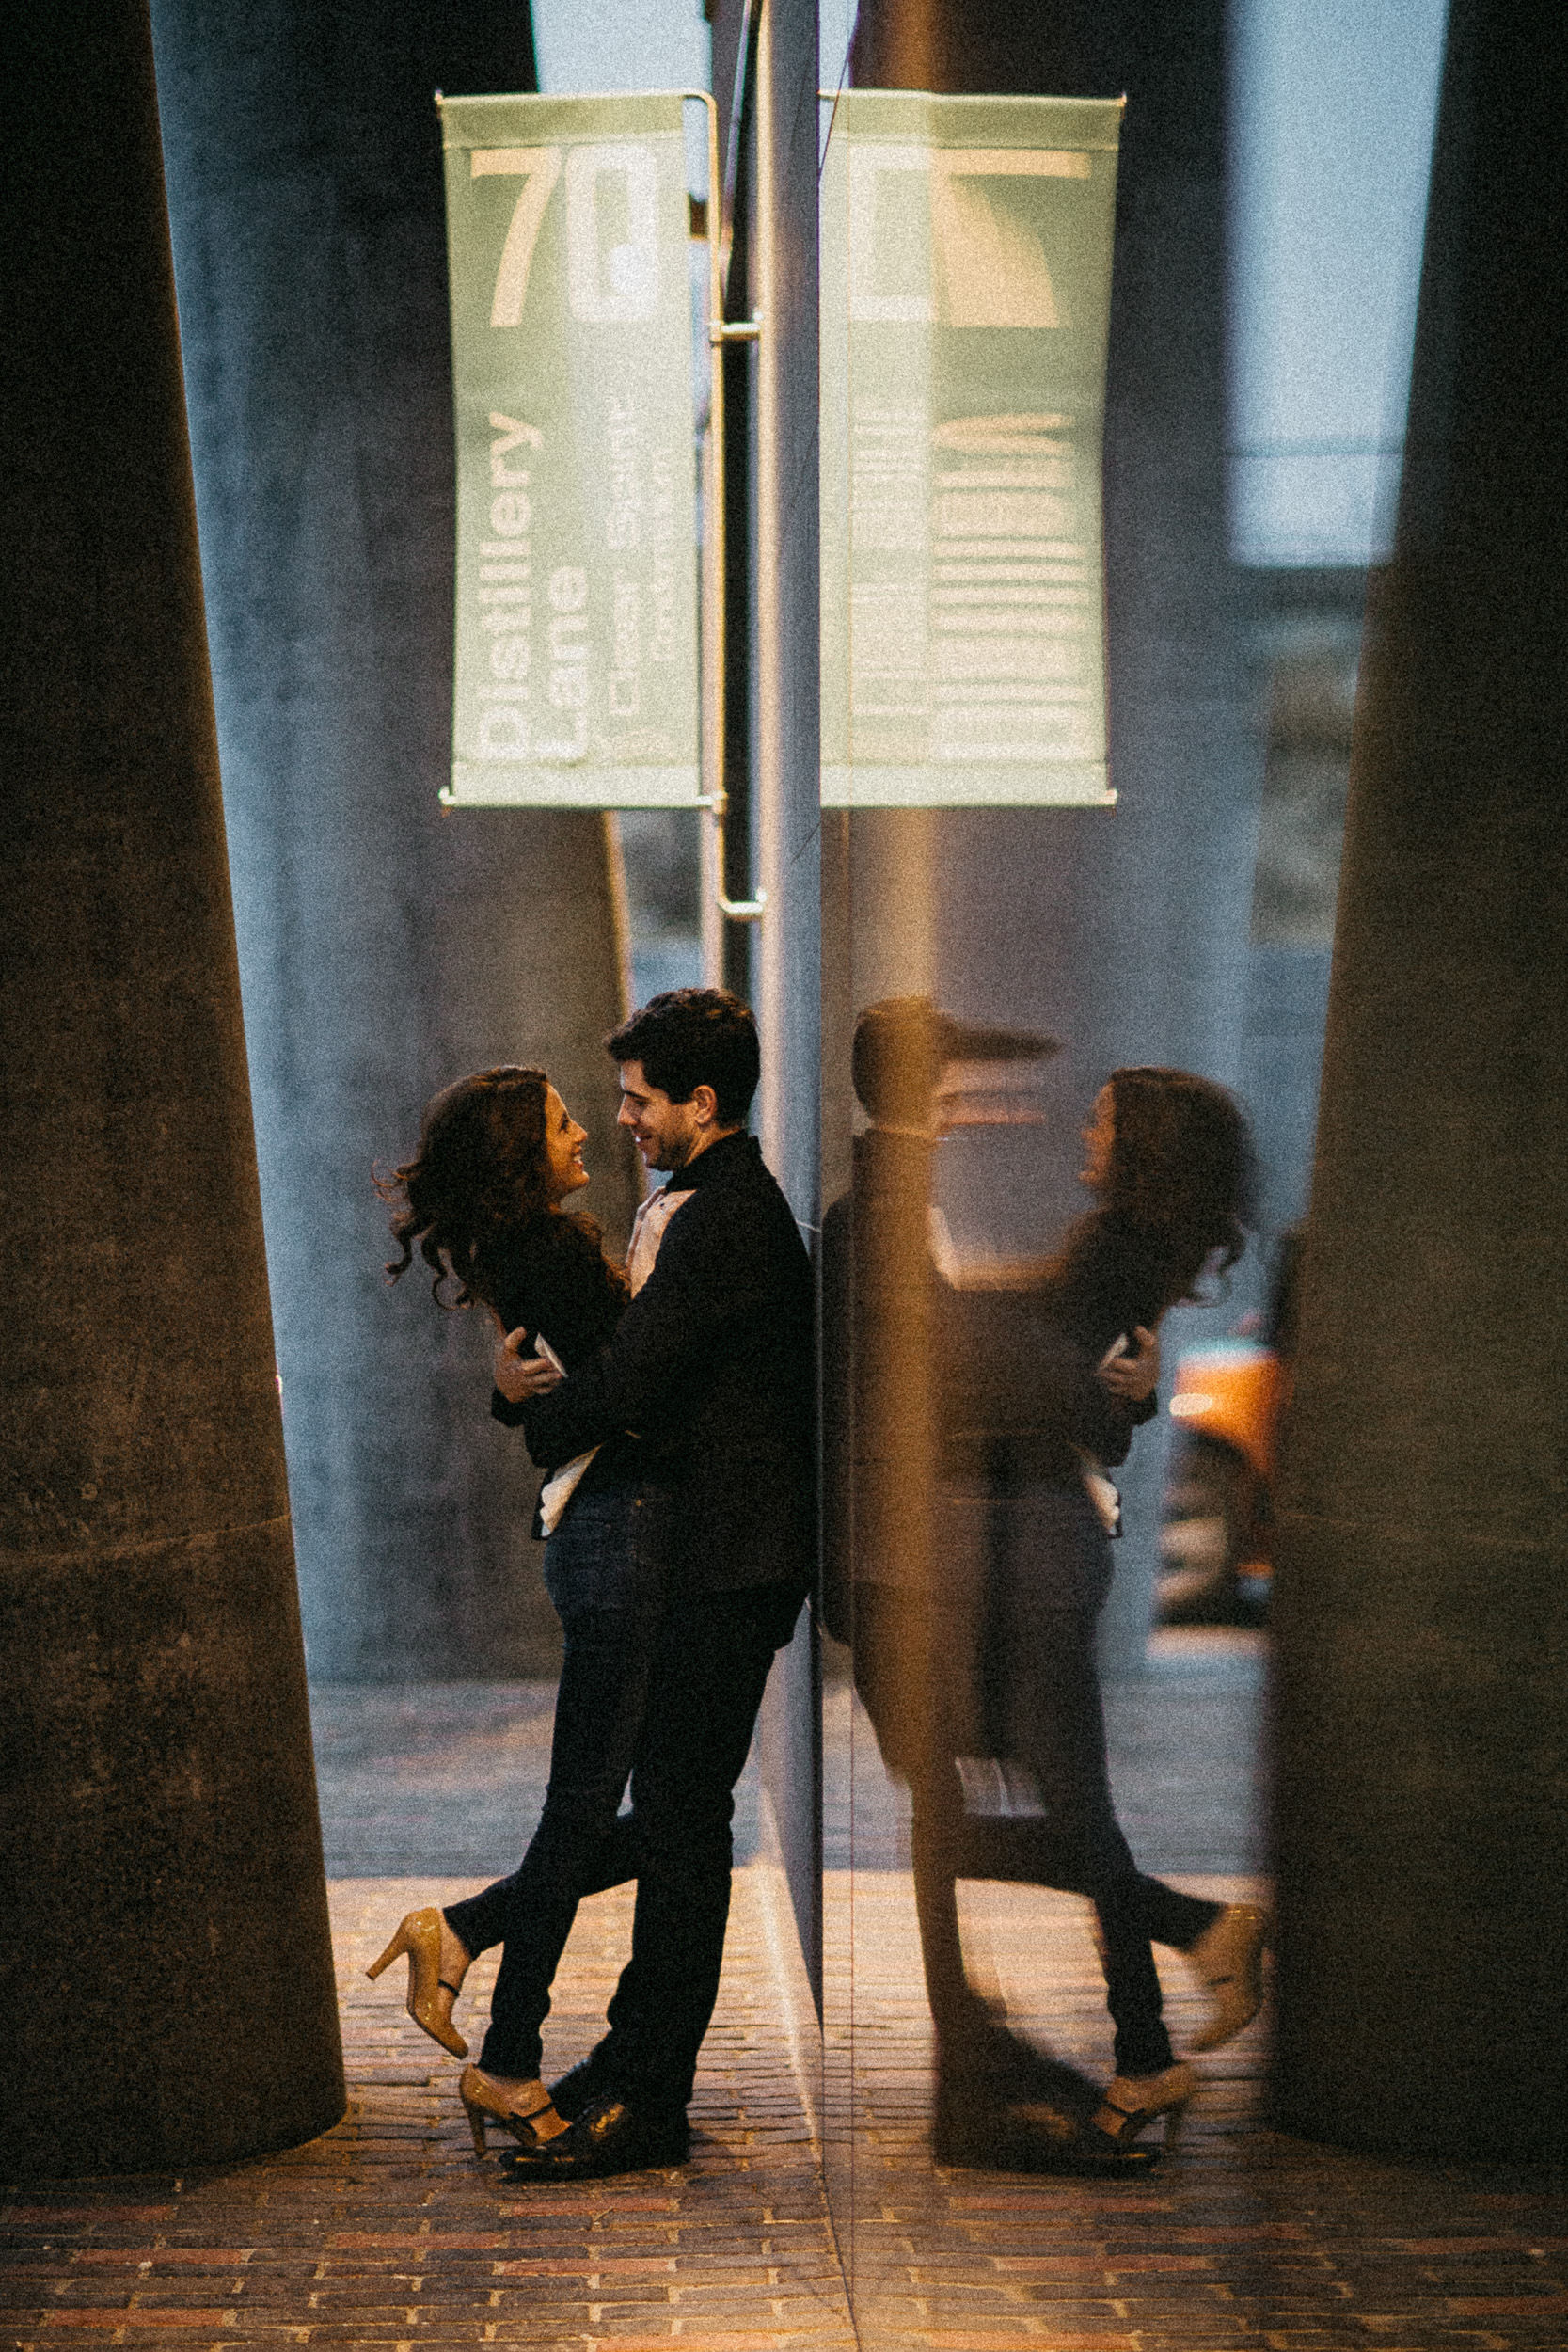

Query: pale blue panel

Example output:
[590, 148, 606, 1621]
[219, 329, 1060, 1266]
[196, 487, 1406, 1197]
[1229, 0, 1448, 566]
[530, 0, 710, 97]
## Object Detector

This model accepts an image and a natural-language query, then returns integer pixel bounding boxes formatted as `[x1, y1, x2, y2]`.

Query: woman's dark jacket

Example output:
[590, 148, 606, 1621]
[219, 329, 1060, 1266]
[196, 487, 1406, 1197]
[481, 1213, 636, 1511]
[963, 1205, 1168, 1480]
[937, 1211, 1160, 1489]
[481, 1212, 627, 1370]
[1038, 1207, 1177, 1370]
[502, 1131, 816, 1595]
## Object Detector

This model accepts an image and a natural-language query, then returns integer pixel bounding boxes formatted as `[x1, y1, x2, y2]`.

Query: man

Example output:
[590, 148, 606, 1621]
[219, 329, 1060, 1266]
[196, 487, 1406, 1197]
[492, 988, 815, 2178]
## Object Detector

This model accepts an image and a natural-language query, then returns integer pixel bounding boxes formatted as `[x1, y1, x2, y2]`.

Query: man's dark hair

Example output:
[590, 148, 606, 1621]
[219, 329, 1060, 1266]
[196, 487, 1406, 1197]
[608, 988, 760, 1127]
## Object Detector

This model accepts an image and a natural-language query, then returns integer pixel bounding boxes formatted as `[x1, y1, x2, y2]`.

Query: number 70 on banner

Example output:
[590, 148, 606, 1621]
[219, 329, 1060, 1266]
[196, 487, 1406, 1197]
[469, 136, 1095, 335]
[469, 145, 665, 328]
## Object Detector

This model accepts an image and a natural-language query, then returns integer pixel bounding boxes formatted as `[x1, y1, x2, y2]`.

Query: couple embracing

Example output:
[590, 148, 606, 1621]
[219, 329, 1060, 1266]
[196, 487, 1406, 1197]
[371, 989, 814, 2179]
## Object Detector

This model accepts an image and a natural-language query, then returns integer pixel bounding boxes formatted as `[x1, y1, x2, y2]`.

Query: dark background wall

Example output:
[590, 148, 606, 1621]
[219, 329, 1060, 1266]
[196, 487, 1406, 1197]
[1239, 568, 1364, 1258]
[149, 0, 642, 1677]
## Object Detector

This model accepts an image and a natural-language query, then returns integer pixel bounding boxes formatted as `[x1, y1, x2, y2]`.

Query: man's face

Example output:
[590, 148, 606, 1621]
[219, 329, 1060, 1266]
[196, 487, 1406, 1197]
[617, 1060, 704, 1173]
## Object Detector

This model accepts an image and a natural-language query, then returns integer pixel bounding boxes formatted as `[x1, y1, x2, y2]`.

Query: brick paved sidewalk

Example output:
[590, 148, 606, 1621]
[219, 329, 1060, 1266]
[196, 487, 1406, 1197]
[7, 1643, 1567, 2352]
[2, 1872, 855, 2352]
[8, 1859, 1568, 2352]
[820, 1863, 1568, 2352]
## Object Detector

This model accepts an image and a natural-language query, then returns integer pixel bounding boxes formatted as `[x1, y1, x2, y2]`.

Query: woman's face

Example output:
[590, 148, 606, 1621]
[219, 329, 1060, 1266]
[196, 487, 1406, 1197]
[1080, 1083, 1117, 1194]
[540, 1084, 591, 1202]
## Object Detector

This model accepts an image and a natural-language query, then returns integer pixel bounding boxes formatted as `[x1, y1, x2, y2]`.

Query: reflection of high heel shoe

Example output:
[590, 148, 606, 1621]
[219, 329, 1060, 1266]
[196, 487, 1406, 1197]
[933, 2040, 1162, 2177]
[935, 2089, 1162, 2175]
[365, 1908, 469, 2058]
[1184, 1902, 1270, 2051]
[1092, 2062, 1196, 2153]
[458, 2066, 562, 2157]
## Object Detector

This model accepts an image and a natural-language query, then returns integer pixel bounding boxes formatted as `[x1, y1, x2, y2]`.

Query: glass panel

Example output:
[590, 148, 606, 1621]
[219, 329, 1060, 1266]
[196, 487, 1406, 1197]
[818, 47, 1295, 2326]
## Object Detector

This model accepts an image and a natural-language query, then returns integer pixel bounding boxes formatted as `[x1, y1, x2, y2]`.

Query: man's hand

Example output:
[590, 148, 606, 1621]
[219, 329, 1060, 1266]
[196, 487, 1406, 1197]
[1100, 1325, 1160, 1402]
[493, 1327, 563, 1403]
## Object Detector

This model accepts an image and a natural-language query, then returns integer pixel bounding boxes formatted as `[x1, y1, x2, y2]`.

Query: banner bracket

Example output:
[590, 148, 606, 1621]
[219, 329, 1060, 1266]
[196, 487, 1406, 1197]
[693, 90, 768, 926]
[697, 790, 767, 920]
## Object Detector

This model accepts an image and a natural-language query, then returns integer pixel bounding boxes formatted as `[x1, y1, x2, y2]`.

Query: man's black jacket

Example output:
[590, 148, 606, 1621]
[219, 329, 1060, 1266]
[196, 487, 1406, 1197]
[504, 1129, 816, 1595]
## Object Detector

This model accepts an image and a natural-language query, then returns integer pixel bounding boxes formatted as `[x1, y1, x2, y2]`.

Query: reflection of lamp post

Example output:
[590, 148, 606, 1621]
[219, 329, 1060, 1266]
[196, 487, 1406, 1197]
[835, 1000, 1057, 1763]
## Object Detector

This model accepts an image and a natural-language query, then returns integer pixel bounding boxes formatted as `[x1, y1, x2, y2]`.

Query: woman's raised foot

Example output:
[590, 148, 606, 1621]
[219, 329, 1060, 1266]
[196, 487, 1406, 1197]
[365, 1907, 472, 2058]
[1184, 1902, 1270, 2051]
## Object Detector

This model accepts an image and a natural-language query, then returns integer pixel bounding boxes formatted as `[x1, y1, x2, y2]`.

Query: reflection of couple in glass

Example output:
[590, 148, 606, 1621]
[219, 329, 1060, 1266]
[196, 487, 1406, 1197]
[827, 999, 1267, 2174]
[370, 990, 814, 2180]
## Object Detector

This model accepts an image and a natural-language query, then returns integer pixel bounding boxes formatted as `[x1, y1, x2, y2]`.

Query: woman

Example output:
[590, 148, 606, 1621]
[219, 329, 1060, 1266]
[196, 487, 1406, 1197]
[367, 1064, 645, 2155]
[995, 1066, 1270, 2153]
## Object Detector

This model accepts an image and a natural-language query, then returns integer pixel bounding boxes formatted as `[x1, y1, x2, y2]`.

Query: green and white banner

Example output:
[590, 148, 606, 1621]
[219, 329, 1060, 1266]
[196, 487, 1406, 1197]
[439, 93, 701, 807]
[821, 91, 1121, 807]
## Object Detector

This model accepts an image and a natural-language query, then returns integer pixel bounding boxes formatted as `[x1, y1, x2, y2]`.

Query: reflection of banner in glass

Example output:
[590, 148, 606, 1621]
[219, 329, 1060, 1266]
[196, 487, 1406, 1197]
[821, 92, 1121, 807]
[440, 94, 700, 807]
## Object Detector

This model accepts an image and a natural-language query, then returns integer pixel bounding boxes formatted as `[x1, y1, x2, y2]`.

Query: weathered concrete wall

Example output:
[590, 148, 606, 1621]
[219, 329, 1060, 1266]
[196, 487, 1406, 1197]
[149, 0, 642, 1676]
[0, 0, 341, 2174]
[1272, 0, 1568, 2161]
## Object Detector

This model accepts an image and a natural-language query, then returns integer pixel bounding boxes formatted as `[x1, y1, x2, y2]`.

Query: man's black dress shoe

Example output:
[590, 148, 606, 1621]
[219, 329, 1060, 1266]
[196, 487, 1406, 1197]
[548, 2044, 616, 2123]
[501, 2090, 690, 2179]
[933, 2106, 1161, 2175]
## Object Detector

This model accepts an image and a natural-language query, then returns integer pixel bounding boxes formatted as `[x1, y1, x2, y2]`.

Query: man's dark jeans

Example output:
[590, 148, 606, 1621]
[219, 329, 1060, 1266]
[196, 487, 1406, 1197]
[445, 1488, 803, 2106]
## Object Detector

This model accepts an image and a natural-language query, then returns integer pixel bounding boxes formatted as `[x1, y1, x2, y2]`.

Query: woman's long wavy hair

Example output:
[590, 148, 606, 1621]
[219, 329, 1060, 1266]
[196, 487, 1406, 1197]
[377, 1065, 566, 1308]
[1097, 1066, 1259, 1308]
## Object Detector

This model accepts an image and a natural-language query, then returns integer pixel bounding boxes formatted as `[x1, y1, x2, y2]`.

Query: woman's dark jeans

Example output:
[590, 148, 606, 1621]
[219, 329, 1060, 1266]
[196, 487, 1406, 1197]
[857, 1486, 1220, 2084]
[442, 1486, 662, 2083]
[443, 1484, 802, 2103]
[986, 1484, 1212, 2076]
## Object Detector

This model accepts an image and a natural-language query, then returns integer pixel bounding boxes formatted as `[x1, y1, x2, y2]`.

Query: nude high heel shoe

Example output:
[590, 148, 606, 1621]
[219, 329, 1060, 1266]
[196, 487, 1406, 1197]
[1184, 1901, 1270, 2051]
[365, 1907, 470, 2058]
[1092, 2061, 1196, 2153]
[458, 2066, 563, 2157]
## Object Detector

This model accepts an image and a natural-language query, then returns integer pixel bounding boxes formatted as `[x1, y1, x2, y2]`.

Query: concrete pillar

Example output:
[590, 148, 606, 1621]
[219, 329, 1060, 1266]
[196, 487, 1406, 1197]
[149, 0, 642, 1677]
[1271, 0, 1568, 2161]
[0, 0, 342, 2174]
[847, 0, 1264, 1666]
